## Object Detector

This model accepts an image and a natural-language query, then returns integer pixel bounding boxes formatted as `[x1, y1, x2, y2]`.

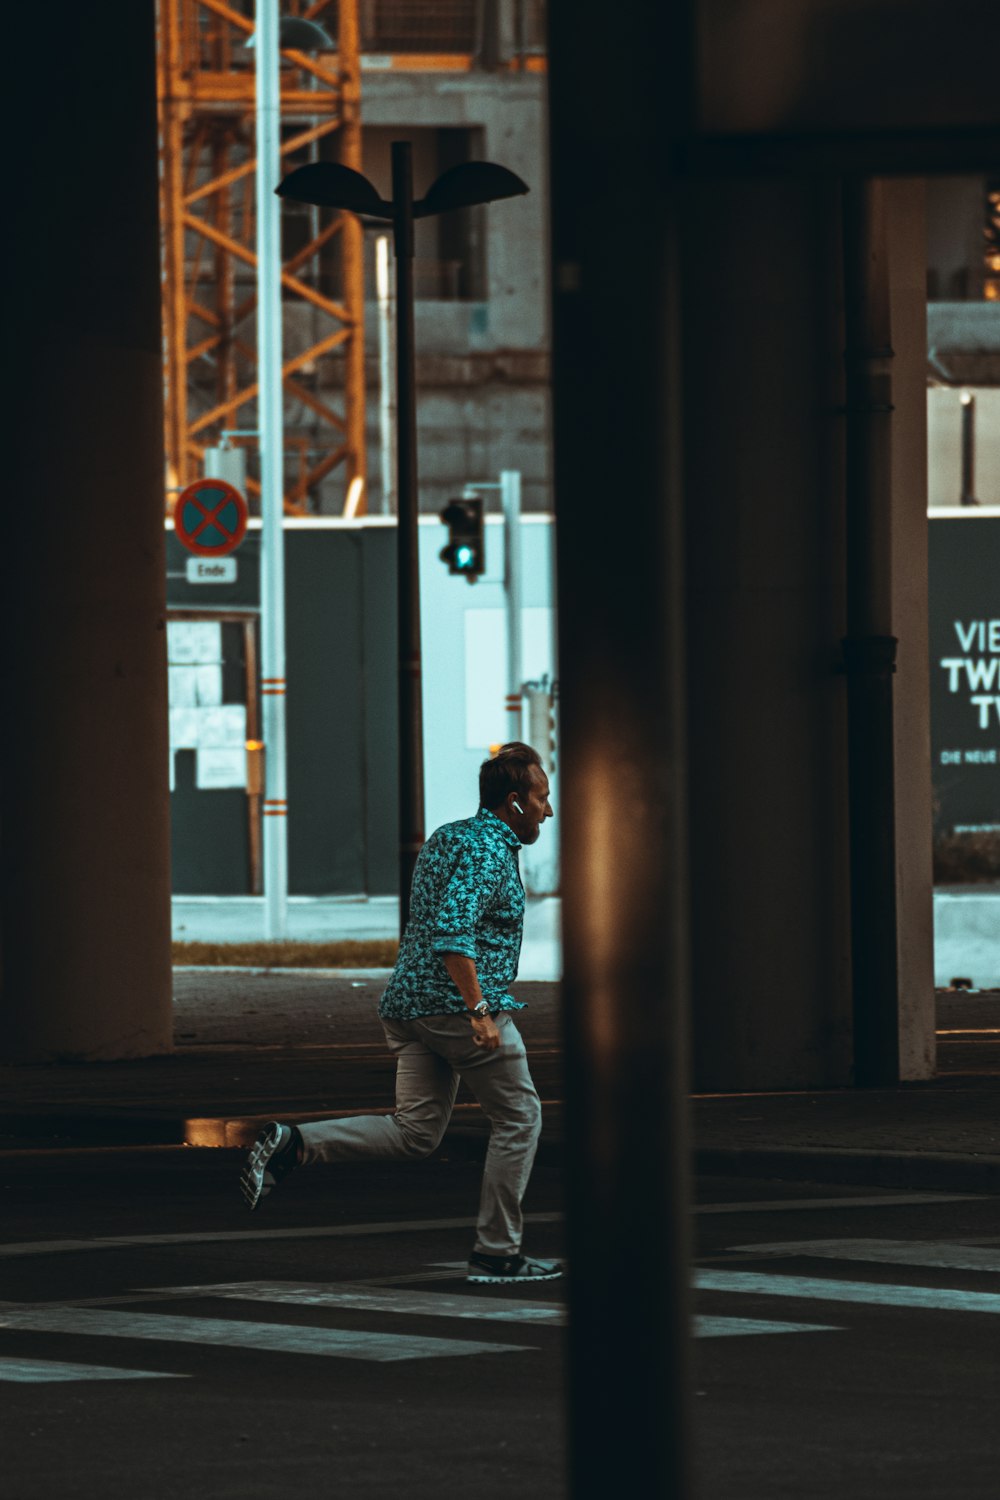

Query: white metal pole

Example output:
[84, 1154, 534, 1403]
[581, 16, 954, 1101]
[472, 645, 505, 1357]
[376, 234, 397, 515]
[255, 0, 288, 939]
[502, 470, 523, 743]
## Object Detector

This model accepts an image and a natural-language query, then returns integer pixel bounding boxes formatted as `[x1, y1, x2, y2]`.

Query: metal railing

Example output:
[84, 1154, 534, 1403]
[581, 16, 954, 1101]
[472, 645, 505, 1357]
[176, 0, 550, 69]
[359, 0, 547, 56]
[360, 0, 477, 52]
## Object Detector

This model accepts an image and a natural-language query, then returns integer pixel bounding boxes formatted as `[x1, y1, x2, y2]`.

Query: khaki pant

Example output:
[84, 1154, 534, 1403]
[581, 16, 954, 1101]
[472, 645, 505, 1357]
[297, 1012, 543, 1258]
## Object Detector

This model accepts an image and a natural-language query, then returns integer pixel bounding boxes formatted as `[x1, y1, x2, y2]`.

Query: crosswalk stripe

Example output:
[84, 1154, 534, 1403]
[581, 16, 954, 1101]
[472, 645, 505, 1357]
[141, 1281, 842, 1341]
[725, 1239, 1000, 1272]
[0, 1308, 535, 1362]
[142, 1282, 566, 1325]
[695, 1317, 840, 1338]
[0, 1357, 187, 1384]
[697, 1269, 1000, 1315]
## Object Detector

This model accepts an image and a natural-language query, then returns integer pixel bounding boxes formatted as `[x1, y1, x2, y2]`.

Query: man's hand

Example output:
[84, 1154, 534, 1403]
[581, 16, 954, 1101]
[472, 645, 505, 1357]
[470, 1013, 501, 1051]
[441, 953, 500, 1049]
[439, 953, 501, 1050]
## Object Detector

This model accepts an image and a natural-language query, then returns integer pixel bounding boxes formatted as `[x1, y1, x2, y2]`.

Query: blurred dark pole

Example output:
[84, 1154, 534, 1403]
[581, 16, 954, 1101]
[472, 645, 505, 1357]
[392, 140, 425, 931]
[841, 178, 900, 1086]
[547, 1, 695, 1494]
[960, 391, 979, 506]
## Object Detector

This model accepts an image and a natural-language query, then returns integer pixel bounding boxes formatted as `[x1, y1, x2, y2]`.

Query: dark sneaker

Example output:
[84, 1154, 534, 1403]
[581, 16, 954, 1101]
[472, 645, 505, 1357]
[239, 1121, 300, 1210]
[467, 1252, 563, 1284]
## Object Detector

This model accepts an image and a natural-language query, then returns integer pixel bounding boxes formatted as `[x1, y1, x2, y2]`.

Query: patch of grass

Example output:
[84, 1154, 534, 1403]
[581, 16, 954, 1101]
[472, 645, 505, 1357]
[173, 939, 399, 969]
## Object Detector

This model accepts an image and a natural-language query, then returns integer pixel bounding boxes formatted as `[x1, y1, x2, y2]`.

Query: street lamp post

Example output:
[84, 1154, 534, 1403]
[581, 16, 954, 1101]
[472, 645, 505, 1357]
[277, 148, 528, 930]
[250, 6, 333, 941]
[390, 143, 423, 933]
[253, 0, 287, 941]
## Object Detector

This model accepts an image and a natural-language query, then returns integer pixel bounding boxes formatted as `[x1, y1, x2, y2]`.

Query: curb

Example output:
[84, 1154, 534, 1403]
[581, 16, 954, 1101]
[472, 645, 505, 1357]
[0, 1122, 566, 1167]
[0, 1104, 506, 1153]
[694, 1145, 1000, 1194]
[1, 1136, 996, 1192]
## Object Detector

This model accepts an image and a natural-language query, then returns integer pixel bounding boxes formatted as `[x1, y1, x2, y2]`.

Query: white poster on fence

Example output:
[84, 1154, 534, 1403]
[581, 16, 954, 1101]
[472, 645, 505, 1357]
[194, 704, 247, 788]
[196, 746, 248, 790]
[167, 621, 221, 665]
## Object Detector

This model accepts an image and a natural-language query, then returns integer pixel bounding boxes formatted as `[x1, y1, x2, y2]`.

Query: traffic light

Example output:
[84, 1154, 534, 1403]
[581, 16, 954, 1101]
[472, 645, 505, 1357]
[524, 683, 558, 773]
[439, 496, 485, 581]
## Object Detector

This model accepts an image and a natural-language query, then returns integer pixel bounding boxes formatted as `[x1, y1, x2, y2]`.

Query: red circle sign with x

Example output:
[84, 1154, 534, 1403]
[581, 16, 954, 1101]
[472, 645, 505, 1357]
[173, 479, 249, 557]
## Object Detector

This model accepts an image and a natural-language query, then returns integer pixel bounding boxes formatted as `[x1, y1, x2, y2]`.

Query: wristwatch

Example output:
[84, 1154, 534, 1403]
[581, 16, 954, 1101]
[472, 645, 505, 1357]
[471, 999, 490, 1017]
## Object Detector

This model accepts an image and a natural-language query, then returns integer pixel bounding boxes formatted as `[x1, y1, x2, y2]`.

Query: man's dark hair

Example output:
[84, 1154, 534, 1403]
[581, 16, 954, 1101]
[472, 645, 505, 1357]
[479, 741, 543, 810]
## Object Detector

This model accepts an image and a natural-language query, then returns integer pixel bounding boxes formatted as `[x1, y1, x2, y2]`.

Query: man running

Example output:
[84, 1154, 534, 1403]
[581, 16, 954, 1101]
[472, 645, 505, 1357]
[239, 741, 560, 1285]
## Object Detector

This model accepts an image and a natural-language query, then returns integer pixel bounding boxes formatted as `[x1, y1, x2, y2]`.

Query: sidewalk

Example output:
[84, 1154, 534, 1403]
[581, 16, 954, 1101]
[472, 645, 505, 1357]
[172, 893, 562, 981]
[2, 973, 1000, 1194]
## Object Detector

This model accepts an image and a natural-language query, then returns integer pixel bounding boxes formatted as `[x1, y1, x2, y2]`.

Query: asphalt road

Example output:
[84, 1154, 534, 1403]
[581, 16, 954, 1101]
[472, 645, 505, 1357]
[693, 1177, 1000, 1498]
[1, 1154, 999, 1499]
[0, 1150, 567, 1500]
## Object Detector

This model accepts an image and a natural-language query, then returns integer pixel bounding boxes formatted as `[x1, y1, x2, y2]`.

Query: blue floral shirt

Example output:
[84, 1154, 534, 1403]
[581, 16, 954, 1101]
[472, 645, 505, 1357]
[379, 808, 527, 1019]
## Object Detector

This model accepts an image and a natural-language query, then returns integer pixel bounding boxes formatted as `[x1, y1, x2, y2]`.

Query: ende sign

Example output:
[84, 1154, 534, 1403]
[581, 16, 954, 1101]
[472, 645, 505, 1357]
[186, 557, 238, 584]
[929, 517, 1000, 834]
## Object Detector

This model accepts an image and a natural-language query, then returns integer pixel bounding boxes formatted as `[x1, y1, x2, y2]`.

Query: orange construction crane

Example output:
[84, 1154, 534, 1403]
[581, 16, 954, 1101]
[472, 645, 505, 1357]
[157, 0, 366, 515]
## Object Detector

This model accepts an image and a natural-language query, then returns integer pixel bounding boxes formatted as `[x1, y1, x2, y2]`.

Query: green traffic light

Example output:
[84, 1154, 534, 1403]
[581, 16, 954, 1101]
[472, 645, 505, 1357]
[439, 495, 484, 580]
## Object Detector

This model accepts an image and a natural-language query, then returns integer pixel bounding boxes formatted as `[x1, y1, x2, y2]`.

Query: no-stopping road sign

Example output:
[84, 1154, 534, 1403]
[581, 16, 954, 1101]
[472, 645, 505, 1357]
[173, 479, 249, 557]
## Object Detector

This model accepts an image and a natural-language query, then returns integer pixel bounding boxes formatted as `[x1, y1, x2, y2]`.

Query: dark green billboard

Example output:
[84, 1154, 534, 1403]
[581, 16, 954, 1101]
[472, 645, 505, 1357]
[930, 513, 1000, 834]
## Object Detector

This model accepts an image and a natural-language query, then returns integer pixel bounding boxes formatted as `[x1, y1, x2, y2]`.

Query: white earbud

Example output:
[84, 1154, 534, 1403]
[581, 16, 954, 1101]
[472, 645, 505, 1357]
[512, 800, 524, 815]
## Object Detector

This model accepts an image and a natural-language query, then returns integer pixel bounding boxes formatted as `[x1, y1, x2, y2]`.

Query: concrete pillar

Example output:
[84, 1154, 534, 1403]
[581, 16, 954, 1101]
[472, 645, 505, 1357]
[884, 180, 936, 1081]
[841, 176, 901, 1086]
[0, 2, 172, 1060]
[684, 177, 855, 1091]
[682, 175, 935, 1091]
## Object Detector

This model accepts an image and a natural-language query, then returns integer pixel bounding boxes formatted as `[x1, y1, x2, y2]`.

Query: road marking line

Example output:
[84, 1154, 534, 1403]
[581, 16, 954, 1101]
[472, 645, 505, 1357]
[695, 1316, 840, 1339]
[0, 1212, 563, 1261]
[696, 1193, 984, 1216]
[696, 1269, 1000, 1314]
[725, 1239, 1000, 1272]
[0, 1357, 187, 1384]
[347, 1269, 476, 1286]
[0, 1192, 976, 1265]
[0, 1308, 535, 1362]
[0, 1193, 972, 1262]
[142, 1281, 566, 1324]
[0, 1295, 835, 1346]
[0, 1268, 537, 1311]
